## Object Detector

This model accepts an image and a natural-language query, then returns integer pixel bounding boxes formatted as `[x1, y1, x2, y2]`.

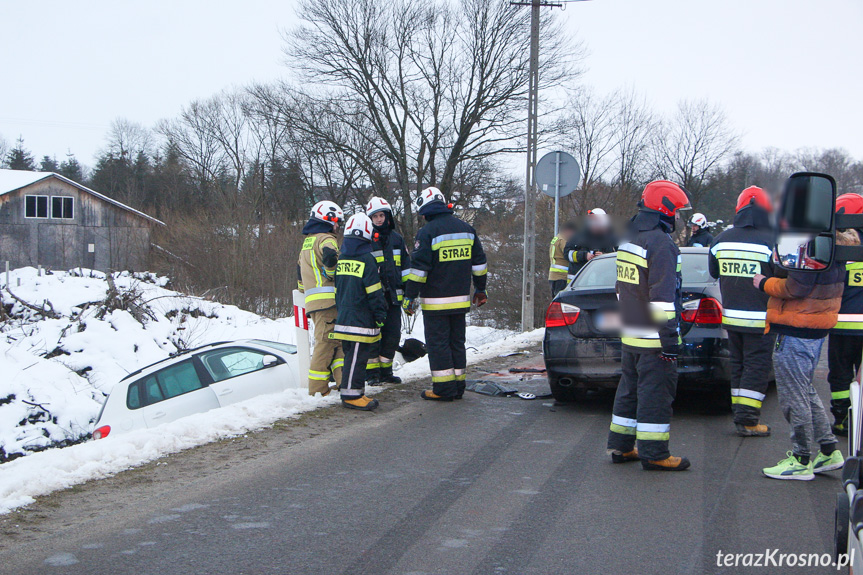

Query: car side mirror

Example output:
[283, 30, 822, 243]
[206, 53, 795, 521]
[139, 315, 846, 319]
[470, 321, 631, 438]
[774, 172, 837, 272]
[262, 354, 280, 368]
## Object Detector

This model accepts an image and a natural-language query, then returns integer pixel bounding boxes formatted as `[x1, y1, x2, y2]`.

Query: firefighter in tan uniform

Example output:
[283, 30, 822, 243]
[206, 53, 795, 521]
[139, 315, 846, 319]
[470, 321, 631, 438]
[298, 200, 345, 395]
[548, 221, 577, 297]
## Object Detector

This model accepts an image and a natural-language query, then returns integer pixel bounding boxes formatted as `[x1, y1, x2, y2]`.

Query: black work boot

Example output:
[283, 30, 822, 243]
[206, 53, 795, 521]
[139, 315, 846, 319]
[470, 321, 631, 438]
[366, 368, 382, 387]
[379, 366, 402, 384]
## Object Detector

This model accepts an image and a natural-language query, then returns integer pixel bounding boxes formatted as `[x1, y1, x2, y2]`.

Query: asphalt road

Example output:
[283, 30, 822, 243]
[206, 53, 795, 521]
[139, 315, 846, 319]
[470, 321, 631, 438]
[0, 347, 845, 575]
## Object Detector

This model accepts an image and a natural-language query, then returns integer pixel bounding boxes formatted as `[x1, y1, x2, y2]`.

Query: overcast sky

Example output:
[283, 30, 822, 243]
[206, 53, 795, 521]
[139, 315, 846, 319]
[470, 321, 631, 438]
[1, 0, 861, 169]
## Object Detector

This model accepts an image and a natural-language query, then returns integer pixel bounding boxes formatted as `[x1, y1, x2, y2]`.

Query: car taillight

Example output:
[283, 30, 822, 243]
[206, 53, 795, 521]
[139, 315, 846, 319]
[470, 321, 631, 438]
[93, 425, 111, 440]
[681, 297, 722, 325]
[545, 301, 581, 328]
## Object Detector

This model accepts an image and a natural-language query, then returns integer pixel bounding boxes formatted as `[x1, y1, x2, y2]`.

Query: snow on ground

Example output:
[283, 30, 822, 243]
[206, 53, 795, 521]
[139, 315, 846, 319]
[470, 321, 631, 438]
[0, 267, 539, 514]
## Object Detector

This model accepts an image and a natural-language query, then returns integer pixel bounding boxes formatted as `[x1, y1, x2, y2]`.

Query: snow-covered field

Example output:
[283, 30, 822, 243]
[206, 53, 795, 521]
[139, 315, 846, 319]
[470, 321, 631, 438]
[0, 267, 541, 514]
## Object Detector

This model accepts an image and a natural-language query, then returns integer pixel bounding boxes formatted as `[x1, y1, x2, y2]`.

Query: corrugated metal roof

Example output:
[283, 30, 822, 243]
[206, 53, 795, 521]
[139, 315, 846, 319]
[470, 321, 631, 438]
[0, 169, 165, 226]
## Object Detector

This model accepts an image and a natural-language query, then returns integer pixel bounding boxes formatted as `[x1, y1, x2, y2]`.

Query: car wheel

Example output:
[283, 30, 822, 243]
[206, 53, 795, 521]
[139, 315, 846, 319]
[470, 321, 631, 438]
[835, 491, 850, 563]
[549, 376, 588, 403]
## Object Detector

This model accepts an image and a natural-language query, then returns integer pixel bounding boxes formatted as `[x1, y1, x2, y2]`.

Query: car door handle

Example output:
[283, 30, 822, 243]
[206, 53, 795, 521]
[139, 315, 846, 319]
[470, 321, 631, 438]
[151, 411, 166, 420]
[217, 388, 232, 396]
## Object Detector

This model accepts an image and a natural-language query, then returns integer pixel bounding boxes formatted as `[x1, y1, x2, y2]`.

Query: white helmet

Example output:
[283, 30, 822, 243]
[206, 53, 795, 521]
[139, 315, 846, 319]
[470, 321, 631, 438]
[366, 196, 392, 217]
[689, 213, 708, 228]
[587, 207, 609, 226]
[415, 186, 446, 214]
[310, 200, 344, 225]
[344, 213, 374, 242]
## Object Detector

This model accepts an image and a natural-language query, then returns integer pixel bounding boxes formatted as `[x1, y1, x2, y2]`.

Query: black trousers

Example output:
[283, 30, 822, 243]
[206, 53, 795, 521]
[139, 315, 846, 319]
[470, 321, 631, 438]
[550, 279, 567, 298]
[367, 303, 402, 372]
[341, 341, 371, 398]
[424, 313, 467, 398]
[728, 330, 776, 426]
[827, 333, 863, 421]
[607, 351, 678, 461]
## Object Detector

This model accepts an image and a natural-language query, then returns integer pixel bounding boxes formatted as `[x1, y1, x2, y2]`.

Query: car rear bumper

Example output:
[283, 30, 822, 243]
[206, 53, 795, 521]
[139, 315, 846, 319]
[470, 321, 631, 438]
[543, 327, 730, 390]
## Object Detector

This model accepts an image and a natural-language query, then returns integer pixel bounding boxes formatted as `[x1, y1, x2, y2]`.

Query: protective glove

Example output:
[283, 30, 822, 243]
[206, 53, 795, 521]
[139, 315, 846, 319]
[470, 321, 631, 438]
[659, 344, 679, 363]
[402, 297, 419, 316]
[472, 291, 488, 307]
[376, 321, 385, 329]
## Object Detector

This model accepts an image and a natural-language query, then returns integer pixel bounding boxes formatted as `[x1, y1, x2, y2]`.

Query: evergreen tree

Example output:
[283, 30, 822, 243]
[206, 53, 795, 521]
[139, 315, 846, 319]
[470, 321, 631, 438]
[6, 137, 35, 171]
[40, 155, 60, 173]
[59, 153, 85, 182]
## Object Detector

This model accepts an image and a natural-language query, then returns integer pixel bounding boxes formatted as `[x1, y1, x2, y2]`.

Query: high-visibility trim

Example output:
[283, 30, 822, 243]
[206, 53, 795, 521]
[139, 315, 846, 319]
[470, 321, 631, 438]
[421, 295, 471, 311]
[636, 422, 670, 441]
[722, 317, 766, 329]
[431, 233, 475, 250]
[833, 390, 851, 400]
[401, 269, 411, 279]
[305, 286, 335, 296]
[616, 249, 648, 268]
[431, 368, 456, 383]
[308, 370, 330, 381]
[311, 250, 322, 287]
[619, 242, 647, 258]
[713, 250, 770, 263]
[330, 332, 381, 343]
[366, 361, 382, 369]
[711, 242, 772, 257]
[297, 281, 304, 291]
[731, 388, 766, 402]
[650, 301, 676, 311]
[550, 264, 569, 273]
[407, 269, 428, 283]
[330, 358, 344, 370]
[472, 263, 489, 276]
[847, 262, 863, 270]
[835, 312, 863, 330]
[621, 337, 663, 348]
[724, 308, 767, 319]
[610, 423, 637, 435]
[731, 396, 762, 408]
[612, 415, 637, 429]
[334, 324, 379, 336]
[305, 292, 336, 302]
[380, 361, 393, 368]
[637, 431, 670, 441]
[365, 282, 382, 294]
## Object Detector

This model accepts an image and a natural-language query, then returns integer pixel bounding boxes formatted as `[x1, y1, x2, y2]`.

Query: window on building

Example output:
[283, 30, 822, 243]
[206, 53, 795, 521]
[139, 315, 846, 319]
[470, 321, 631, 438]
[24, 195, 49, 218]
[51, 196, 74, 219]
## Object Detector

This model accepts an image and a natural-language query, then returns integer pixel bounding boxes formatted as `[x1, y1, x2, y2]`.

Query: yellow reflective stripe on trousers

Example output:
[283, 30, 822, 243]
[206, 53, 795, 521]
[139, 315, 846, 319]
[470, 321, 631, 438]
[833, 390, 851, 400]
[636, 422, 670, 441]
[621, 337, 663, 348]
[722, 317, 766, 329]
[421, 295, 471, 311]
[610, 415, 637, 435]
[835, 314, 863, 330]
[732, 396, 762, 408]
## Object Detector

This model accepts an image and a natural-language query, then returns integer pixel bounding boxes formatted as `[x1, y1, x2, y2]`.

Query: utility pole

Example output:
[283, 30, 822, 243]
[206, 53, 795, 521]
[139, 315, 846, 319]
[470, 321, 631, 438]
[512, 0, 562, 332]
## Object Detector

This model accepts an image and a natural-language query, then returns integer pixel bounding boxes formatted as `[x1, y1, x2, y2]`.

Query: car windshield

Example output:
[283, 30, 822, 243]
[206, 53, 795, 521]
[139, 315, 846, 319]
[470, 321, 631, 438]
[249, 340, 298, 354]
[570, 253, 712, 289]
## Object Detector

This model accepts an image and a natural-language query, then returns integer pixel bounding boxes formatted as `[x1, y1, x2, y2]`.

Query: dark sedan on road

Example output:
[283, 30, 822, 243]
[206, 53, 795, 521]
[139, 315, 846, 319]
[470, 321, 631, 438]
[543, 247, 730, 402]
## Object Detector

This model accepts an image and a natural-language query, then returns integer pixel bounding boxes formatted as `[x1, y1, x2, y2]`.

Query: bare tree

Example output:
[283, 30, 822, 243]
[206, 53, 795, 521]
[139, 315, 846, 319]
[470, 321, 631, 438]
[655, 99, 740, 203]
[104, 118, 154, 161]
[285, 0, 581, 238]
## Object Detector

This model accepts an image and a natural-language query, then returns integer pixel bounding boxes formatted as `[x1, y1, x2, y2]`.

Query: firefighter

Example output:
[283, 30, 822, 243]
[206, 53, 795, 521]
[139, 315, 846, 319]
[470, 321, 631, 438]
[403, 187, 488, 401]
[548, 221, 577, 298]
[365, 196, 411, 385]
[297, 200, 344, 396]
[687, 213, 714, 247]
[708, 186, 775, 437]
[330, 213, 388, 411]
[565, 208, 618, 278]
[607, 180, 692, 471]
[828, 193, 863, 435]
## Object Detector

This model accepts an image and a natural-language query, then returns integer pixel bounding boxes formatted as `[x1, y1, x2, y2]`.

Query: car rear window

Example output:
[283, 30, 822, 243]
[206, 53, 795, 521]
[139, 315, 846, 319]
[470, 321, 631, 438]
[570, 253, 712, 288]
[126, 359, 205, 409]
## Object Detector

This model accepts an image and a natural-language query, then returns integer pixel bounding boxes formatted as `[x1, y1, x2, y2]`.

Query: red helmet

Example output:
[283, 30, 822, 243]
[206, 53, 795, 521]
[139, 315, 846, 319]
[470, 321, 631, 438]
[836, 193, 863, 215]
[736, 186, 772, 213]
[641, 180, 691, 217]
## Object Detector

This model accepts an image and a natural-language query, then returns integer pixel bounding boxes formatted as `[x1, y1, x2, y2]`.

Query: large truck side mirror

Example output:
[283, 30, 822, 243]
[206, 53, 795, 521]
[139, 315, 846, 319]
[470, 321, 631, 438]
[774, 172, 837, 272]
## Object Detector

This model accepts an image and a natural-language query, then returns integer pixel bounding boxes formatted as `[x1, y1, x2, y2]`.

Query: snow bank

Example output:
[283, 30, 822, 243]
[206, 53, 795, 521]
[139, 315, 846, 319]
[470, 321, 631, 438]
[0, 267, 537, 513]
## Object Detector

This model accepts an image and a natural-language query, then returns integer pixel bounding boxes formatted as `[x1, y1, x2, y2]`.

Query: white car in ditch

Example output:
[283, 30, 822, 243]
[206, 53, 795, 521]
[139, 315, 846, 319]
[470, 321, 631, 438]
[92, 339, 300, 439]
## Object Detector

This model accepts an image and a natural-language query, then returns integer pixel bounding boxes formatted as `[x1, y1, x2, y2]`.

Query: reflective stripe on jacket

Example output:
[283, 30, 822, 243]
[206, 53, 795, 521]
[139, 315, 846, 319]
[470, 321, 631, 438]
[616, 210, 681, 354]
[548, 235, 570, 281]
[298, 232, 340, 312]
[404, 212, 488, 315]
[331, 251, 388, 343]
[833, 258, 863, 334]
[707, 207, 773, 334]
